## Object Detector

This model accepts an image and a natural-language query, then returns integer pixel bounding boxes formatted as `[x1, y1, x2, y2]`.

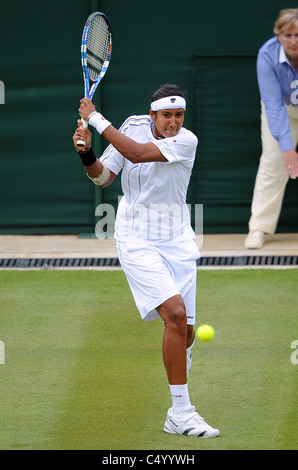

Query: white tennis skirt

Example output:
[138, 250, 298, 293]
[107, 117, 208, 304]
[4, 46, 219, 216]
[116, 238, 200, 324]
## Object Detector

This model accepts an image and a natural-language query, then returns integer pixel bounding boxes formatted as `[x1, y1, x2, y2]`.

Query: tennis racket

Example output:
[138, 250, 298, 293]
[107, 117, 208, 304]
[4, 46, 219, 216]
[77, 11, 112, 147]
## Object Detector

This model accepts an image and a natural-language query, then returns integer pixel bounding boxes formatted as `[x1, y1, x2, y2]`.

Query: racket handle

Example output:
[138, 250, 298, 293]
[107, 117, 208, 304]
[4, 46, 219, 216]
[76, 118, 88, 147]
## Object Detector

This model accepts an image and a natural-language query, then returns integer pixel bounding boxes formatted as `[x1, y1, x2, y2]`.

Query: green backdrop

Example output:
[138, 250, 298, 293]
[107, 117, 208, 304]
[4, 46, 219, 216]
[0, 0, 297, 235]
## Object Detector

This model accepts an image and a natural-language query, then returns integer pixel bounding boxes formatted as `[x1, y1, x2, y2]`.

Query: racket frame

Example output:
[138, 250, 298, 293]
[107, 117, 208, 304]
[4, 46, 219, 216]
[77, 11, 112, 146]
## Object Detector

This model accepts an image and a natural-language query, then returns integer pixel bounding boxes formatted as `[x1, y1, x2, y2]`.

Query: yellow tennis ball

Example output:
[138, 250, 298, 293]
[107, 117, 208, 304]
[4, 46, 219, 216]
[197, 324, 215, 342]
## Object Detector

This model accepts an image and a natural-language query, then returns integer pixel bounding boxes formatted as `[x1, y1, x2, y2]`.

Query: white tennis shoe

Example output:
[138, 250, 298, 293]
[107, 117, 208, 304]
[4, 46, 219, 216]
[164, 407, 220, 438]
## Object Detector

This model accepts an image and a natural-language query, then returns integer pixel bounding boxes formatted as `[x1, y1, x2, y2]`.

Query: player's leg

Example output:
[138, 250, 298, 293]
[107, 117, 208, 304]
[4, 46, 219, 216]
[186, 325, 195, 377]
[157, 298, 195, 381]
[117, 240, 219, 437]
[187, 325, 195, 348]
[156, 294, 188, 385]
[157, 295, 219, 438]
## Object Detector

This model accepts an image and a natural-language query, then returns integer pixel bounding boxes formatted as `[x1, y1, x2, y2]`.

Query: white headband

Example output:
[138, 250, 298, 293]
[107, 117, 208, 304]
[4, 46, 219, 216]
[151, 95, 186, 112]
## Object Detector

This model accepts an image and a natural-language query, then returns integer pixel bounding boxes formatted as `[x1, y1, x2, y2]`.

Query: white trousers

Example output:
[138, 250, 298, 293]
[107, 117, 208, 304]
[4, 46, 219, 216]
[248, 102, 298, 234]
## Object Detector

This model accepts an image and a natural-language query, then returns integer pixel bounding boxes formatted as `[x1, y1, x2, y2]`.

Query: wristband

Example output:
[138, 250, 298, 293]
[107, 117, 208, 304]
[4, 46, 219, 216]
[89, 112, 112, 135]
[87, 111, 97, 121]
[77, 147, 97, 167]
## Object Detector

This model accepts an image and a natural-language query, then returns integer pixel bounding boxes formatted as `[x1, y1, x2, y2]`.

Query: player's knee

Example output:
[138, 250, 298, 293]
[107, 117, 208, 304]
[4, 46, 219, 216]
[167, 301, 187, 332]
[158, 295, 187, 331]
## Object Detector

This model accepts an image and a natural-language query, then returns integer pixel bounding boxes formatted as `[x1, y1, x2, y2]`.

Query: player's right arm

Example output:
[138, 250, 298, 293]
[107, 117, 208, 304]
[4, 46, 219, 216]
[73, 121, 117, 188]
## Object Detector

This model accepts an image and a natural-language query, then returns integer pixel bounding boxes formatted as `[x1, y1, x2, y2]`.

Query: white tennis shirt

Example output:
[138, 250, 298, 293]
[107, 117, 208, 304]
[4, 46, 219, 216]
[100, 115, 198, 242]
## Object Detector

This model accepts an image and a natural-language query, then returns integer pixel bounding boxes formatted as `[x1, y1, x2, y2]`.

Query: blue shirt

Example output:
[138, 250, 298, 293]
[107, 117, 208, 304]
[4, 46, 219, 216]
[257, 37, 298, 151]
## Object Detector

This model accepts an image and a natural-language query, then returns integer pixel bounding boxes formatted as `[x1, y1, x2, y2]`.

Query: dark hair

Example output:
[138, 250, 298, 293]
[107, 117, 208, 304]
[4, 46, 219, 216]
[151, 83, 185, 103]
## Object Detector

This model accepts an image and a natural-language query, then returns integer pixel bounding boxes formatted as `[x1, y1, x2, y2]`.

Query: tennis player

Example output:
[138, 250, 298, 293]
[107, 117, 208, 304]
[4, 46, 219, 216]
[73, 83, 219, 438]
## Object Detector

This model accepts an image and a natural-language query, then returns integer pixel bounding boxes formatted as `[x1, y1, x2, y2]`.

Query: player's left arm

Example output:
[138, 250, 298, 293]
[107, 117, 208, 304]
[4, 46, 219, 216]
[103, 126, 167, 163]
[79, 98, 167, 164]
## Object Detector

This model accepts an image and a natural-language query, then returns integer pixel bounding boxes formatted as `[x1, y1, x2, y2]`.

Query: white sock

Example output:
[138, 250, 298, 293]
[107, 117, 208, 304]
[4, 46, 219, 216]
[169, 384, 192, 414]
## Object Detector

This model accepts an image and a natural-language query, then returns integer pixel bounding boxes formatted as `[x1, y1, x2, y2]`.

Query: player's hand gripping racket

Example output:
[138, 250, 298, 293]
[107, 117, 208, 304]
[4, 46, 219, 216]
[77, 12, 112, 147]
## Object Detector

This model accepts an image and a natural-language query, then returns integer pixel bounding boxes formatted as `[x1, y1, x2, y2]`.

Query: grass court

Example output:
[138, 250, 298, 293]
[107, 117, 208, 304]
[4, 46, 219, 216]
[0, 268, 297, 450]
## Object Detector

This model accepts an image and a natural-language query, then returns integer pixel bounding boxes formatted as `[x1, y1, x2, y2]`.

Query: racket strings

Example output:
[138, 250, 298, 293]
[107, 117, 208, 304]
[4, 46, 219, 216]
[87, 17, 110, 80]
